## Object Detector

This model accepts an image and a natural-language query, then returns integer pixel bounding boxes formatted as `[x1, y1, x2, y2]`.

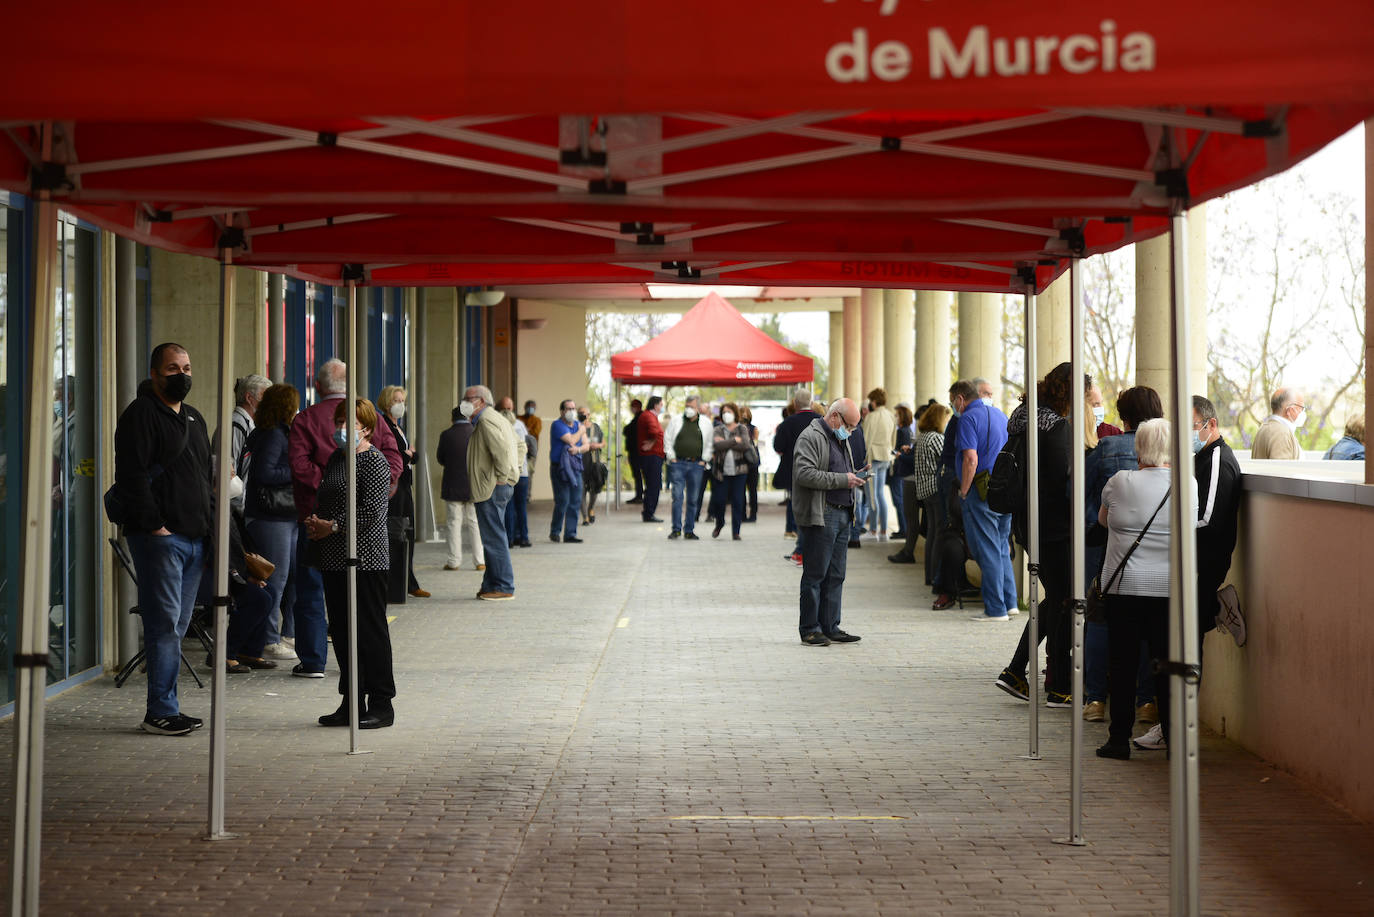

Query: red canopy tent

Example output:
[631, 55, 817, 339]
[3, 2, 1374, 914]
[609, 292, 814, 385]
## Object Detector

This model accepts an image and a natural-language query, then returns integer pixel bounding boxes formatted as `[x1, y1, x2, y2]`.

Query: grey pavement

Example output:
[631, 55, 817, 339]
[2, 496, 1371, 915]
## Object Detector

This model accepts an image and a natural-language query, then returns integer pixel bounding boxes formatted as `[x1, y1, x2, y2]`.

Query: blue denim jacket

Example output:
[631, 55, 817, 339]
[1085, 430, 1138, 524]
[1323, 435, 1366, 461]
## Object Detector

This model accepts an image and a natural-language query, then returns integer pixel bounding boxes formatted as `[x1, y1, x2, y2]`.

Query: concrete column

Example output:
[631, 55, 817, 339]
[860, 288, 885, 397]
[842, 295, 862, 401]
[267, 273, 285, 381]
[883, 289, 915, 406]
[915, 291, 953, 405]
[423, 287, 461, 525]
[1036, 272, 1071, 376]
[112, 236, 138, 665]
[828, 310, 844, 403]
[1366, 120, 1373, 485]
[1135, 208, 1207, 406]
[514, 299, 588, 501]
[958, 292, 1002, 385]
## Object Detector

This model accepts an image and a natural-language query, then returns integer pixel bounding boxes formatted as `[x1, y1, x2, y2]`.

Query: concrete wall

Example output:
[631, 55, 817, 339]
[514, 299, 588, 501]
[422, 288, 462, 525]
[1199, 472, 1374, 822]
[147, 250, 266, 441]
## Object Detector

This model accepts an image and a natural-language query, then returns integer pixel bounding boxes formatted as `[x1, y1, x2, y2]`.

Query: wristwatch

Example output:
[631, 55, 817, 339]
[331, 520, 340, 534]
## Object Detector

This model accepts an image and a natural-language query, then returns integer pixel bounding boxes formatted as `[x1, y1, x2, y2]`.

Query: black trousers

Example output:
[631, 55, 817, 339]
[629, 453, 644, 500]
[1008, 538, 1072, 694]
[745, 465, 759, 520]
[322, 568, 396, 703]
[1106, 593, 1170, 745]
[641, 456, 664, 520]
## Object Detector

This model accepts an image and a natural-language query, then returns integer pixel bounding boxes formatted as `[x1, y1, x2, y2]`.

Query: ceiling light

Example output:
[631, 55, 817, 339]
[645, 284, 764, 299]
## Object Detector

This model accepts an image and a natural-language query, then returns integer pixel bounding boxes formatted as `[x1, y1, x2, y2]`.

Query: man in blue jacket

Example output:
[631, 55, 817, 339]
[951, 379, 1017, 621]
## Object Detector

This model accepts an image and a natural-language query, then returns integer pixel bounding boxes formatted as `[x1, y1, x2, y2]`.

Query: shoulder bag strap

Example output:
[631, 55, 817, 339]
[1100, 488, 1171, 593]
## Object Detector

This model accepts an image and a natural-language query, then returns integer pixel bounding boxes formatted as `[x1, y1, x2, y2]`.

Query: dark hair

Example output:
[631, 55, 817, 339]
[1192, 395, 1218, 427]
[867, 387, 887, 407]
[630, 398, 642, 410]
[895, 404, 914, 427]
[334, 397, 378, 434]
[149, 342, 188, 373]
[560, 398, 576, 412]
[1038, 362, 1092, 417]
[255, 384, 299, 430]
[1116, 386, 1164, 430]
[720, 401, 740, 422]
[646, 395, 663, 412]
[949, 380, 977, 402]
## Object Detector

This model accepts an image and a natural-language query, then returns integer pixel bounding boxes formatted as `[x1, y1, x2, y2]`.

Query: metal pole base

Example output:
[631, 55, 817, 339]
[1017, 754, 1043, 761]
[347, 749, 375, 757]
[1052, 837, 1089, 847]
[203, 832, 242, 841]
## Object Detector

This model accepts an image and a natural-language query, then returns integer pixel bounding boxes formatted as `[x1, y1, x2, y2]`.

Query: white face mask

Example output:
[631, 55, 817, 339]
[459, 400, 475, 418]
[563, 409, 577, 424]
[684, 406, 697, 420]
[721, 411, 735, 424]
[1294, 409, 1307, 428]
[1092, 406, 1106, 426]
[389, 402, 406, 420]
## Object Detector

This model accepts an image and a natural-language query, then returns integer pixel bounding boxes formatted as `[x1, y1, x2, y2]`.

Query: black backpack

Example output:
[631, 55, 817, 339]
[985, 429, 1026, 516]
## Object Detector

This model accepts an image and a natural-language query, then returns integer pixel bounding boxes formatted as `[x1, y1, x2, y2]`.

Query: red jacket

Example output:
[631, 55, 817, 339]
[289, 394, 402, 521]
[637, 409, 665, 458]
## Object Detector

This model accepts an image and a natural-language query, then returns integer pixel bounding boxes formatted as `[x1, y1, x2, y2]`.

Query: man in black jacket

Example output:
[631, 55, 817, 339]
[1192, 395, 1242, 643]
[623, 398, 644, 504]
[436, 406, 484, 569]
[114, 343, 214, 736]
[772, 390, 819, 540]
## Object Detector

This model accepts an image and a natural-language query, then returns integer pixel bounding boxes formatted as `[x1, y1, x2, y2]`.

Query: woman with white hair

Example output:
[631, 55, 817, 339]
[1095, 418, 1196, 759]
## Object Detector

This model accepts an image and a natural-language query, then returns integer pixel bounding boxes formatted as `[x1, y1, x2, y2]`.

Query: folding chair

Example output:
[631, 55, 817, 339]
[110, 537, 207, 689]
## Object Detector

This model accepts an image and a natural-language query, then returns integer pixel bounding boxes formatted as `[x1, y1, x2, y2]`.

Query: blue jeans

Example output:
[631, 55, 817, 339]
[126, 532, 205, 718]
[505, 475, 530, 544]
[550, 468, 580, 539]
[668, 461, 705, 534]
[869, 460, 891, 532]
[710, 474, 747, 535]
[246, 517, 297, 646]
[478, 484, 515, 593]
[799, 505, 851, 636]
[961, 489, 1019, 617]
[292, 523, 330, 672]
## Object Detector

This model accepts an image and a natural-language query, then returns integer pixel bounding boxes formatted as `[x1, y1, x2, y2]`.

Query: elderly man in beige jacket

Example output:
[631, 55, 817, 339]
[465, 384, 521, 599]
[1251, 388, 1306, 460]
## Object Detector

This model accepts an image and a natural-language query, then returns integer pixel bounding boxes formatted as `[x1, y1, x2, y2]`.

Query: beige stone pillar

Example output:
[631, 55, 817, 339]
[958, 292, 1002, 386]
[915, 291, 953, 405]
[1366, 120, 1373, 485]
[423, 287, 461, 524]
[828, 310, 844, 403]
[842, 295, 862, 401]
[860, 288, 885, 398]
[1036, 272, 1071, 378]
[1135, 208, 1207, 406]
[882, 289, 916, 407]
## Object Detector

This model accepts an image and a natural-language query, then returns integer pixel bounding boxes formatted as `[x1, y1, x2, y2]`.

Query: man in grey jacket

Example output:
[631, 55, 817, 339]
[793, 398, 867, 646]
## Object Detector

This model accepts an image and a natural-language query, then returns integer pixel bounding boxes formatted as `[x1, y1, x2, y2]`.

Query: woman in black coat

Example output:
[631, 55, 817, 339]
[377, 385, 427, 598]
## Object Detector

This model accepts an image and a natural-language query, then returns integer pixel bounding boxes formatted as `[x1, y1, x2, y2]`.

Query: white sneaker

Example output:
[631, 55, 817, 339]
[1133, 723, 1167, 750]
[280, 636, 295, 649]
[1216, 584, 1246, 647]
[263, 643, 297, 660]
[971, 613, 1010, 622]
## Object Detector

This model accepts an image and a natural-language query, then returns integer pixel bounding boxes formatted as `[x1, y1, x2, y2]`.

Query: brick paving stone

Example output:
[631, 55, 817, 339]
[0, 498, 1370, 915]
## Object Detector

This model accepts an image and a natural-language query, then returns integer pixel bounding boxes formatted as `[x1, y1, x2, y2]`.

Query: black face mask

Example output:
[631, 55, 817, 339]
[160, 372, 192, 402]
[577, 413, 588, 423]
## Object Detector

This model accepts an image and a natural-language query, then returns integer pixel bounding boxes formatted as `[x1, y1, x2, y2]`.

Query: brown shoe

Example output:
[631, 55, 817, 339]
[409, 588, 431, 598]
[931, 594, 957, 610]
[235, 656, 278, 670]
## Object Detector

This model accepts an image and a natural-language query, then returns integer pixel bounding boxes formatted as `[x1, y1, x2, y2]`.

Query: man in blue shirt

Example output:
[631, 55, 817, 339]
[951, 379, 1018, 620]
[548, 398, 588, 543]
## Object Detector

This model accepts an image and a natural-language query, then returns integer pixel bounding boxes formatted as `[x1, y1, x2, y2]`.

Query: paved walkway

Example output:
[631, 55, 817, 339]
[2, 498, 1371, 915]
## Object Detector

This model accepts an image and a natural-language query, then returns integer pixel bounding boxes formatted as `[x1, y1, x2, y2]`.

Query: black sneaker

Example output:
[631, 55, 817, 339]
[564, 536, 584, 544]
[1096, 742, 1131, 760]
[549, 534, 561, 543]
[826, 629, 861, 643]
[668, 531, 681, 540]
[684, 532, 700, 541]
[183, 714, 204, 730]
[1045, 690, 1073, 708]
[800, 632, 831, 646]
[994, 668, 1030, 702]
[292, 663, 325, 679]
[887, 553, 915, 564]
[141, 714, 194, 736]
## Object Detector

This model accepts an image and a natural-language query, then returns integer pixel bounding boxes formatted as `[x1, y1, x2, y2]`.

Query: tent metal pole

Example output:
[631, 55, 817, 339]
[206, 240, 239, 841]
[613, 380, 620, 511]
[1021, 284, 1041, 760]
[345, 276, 366, 754]
[1167, 209, 1202, 917]
[10, 123, 60, 917]
[1058, 257, 1088, 847]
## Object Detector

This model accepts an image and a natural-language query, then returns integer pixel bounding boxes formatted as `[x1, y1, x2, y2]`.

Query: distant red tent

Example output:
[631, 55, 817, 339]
[610, 293, 813, 386]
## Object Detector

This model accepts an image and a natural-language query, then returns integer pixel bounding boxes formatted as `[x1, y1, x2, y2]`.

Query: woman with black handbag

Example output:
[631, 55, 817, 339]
[378, 385, 428, 599]
[243, 383, 301, 662]
[1095, 418, 1193, 759]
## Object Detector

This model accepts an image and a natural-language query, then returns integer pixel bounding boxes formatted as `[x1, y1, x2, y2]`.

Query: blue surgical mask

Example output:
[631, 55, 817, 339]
[333, 429, 361, 449]
[1191, 429, 1205, 454]
[1093, 406, 1106, 426]
[834, 424, 851, 442]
